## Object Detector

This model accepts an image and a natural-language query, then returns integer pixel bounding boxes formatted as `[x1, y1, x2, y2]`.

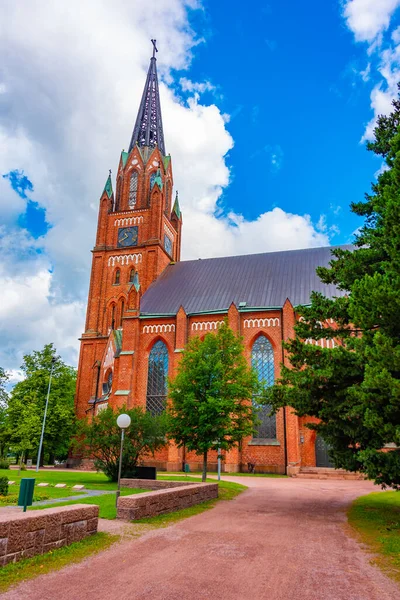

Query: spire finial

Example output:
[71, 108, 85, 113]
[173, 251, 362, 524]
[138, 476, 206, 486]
[128, 39, 165, 155]
[109, 169, 112, 176]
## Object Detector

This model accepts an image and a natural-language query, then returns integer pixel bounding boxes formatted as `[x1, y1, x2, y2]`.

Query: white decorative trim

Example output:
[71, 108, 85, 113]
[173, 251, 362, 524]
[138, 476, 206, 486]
[108, 254, 142, 266]
[164, 222, 175, 239]
[142, 324, 175, 334]
[96, 402, 108, 414]
[114, 216, 144, 226]
[191, 321, 224, 331]
[305, 338, 337, 349]
[244, 318, 280, 328]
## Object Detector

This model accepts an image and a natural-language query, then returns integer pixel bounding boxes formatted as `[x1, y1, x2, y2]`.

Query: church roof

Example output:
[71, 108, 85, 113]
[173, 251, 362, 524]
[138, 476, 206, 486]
[140, 245, 351, 316]
[128, 41, 165, 156]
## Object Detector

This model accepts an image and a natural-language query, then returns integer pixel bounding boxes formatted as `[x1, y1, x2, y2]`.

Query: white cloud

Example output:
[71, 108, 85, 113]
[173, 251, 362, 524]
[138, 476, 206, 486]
[0, 0, 330, 374]
[343, 0, 400, 44]
[179, 77, 215, 94]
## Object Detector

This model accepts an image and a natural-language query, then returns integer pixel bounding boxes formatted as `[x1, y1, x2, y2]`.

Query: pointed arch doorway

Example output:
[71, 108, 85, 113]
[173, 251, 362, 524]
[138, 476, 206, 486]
[315, 435, 334, 468]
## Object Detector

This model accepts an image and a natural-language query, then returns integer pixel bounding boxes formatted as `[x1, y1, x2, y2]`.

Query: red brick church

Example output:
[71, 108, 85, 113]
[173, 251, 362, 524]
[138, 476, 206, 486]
[74, 45, 344, 475]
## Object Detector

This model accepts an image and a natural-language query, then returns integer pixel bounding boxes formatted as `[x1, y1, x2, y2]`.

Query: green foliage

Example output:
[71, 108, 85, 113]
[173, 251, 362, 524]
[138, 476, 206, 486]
[348, 492, 400, 582]
[0, 459, 9, 470]
[7, 344, 77, 463]
[74, 405, 168, 481]
[0, 477, 8, 496]
[266, 88, 400, 488]
[0, 368, 10, 458]
[168, 321, 258, 481]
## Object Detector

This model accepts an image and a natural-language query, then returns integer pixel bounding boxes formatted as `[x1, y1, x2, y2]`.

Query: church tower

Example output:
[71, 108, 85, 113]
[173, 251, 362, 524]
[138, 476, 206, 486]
[75, 41, 182, 419]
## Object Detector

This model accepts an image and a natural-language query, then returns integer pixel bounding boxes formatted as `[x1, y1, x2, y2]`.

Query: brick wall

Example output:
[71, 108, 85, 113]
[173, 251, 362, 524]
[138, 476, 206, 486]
[117, 481, 218, 520]
[0, 504, 98, 566]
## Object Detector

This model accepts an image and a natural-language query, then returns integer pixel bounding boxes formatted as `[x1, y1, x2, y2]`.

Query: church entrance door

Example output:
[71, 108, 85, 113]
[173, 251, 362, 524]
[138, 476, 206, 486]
[315, 435, 334, 468]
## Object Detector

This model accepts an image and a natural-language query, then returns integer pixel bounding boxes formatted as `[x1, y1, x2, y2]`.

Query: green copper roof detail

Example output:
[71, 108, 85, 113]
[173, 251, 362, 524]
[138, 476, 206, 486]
[103, 173, 113, 198]
[152, 167, 163, 191]
[163, 155, 171, 170]
[121, 151, 129, 167]
[113, 328, 122, 353]
[172, 191, 181, 219]
[133, 271, 140, 292]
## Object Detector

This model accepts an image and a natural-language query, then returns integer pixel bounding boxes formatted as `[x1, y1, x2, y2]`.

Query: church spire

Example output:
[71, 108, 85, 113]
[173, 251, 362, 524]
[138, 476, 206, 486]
[128, 39, 166, 156]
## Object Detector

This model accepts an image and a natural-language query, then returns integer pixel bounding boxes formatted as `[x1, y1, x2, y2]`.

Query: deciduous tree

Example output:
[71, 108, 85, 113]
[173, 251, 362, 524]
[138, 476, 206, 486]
[168, 322, 258, 481]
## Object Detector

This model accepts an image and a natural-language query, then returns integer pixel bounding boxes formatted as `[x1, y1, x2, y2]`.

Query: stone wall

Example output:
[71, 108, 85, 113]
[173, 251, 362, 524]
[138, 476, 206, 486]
[120, 478, 202, 490]
[118, 481, 218, 520]
[0, 504, 99, 566]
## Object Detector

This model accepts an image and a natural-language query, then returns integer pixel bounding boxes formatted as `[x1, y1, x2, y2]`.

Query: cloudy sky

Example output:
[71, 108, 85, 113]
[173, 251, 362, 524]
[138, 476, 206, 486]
[0, 0, 399, 380]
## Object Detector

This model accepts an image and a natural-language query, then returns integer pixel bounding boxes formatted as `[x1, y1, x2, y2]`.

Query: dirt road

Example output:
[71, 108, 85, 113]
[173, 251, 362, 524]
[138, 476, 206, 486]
[3, 476, 399, 600]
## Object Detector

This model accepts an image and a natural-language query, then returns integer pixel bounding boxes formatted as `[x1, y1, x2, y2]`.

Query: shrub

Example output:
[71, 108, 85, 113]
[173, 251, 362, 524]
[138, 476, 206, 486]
[0, 477, 9, 496]
[0, 459, 10, 470]
[20, 463, 27, 471]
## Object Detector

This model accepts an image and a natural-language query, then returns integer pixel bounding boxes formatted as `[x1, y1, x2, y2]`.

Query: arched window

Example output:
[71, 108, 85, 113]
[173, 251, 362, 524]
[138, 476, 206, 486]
[114, 269, 120, 285]
[251, 335, 276, 439]
[165, 180, 170, 212]
[129, 171, 138, 208]
[129, 268, 135, 283]
[110, 304, 116, 330]
[103, 369, 113, 395]
[115, 176, 122, 211]
[146, 340, 168, 416]
[119, 299, 125, 327]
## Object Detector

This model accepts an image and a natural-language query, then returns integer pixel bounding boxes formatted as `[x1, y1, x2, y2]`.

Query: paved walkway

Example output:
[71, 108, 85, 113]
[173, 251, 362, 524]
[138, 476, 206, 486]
[3, 477, 400, 600]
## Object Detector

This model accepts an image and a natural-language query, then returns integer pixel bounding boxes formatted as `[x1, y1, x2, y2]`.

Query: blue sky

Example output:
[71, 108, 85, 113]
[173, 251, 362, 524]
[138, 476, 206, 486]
[179, 0, 384, 242]
[1, 0, 399, 375]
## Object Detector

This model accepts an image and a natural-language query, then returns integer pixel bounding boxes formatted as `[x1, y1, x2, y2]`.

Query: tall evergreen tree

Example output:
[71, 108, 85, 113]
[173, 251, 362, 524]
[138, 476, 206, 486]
[266, 88, 400, 488]
[168, 322, 258, 481]
[7, 344, 76, 464]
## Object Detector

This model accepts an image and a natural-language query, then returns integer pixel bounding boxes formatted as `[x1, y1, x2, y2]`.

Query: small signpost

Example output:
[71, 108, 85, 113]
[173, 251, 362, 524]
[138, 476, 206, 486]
[18, 478, 35, 512]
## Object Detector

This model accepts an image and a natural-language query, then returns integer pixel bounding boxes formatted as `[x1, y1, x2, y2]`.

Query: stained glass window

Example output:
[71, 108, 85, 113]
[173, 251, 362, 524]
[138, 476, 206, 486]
[164, 234, 172, 256]
[111, 304, 116, 330]
[129, 269, 135, 283]
[251, 335, 276, 439]
[129, 171, 138, 208]
[119, 299, 124, 327]
[146, 340, 168, 416]
[115, 269, 120, 285]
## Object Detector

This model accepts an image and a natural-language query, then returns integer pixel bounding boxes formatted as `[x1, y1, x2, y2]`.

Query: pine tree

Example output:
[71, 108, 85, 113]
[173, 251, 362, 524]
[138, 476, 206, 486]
[267, 87, 400, 488]
[168, 322, 258, 481]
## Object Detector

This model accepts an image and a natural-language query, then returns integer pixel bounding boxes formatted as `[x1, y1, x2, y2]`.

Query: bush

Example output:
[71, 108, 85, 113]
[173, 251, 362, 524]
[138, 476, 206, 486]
[74, 406, 168, 481]
[0, 477, 9, 496]
[20, 463, 27, 471]
[0, 459, 10, 470]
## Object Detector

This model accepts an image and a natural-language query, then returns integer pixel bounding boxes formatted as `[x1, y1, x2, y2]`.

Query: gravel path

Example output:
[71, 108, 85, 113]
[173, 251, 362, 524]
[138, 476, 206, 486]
[32, 489, 112, 506]
[3, 477, 399, 600]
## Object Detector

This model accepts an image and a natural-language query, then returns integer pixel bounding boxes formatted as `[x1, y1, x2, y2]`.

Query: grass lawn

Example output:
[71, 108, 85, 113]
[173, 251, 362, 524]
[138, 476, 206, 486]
[0, 532, 118, 593]
[348, 491, 400, 583]
[1, 469, 118, 490]
[159, 471, 286, 478]
[29, 488, 146, 519]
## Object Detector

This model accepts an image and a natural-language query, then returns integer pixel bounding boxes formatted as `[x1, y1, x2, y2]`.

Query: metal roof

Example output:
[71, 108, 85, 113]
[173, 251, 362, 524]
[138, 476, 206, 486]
[140, 245, 351, 316]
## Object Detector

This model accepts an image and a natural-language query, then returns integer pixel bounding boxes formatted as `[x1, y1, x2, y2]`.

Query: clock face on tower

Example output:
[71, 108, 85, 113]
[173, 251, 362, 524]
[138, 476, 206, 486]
[117, 226, 138, 248]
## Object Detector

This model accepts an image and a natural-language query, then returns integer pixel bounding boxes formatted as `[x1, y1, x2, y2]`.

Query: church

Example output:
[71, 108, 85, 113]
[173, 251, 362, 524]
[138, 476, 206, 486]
[74, 44, 344, 475]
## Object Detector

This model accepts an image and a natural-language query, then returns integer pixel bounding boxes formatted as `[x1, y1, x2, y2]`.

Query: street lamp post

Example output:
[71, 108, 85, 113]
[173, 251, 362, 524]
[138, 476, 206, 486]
[36, 357, 56, 472]
[116, 413, 131, 508]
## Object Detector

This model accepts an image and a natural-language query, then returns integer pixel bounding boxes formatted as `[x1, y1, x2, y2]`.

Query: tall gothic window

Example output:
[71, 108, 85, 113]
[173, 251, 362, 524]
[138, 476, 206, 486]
[251, 335, 276, 439]
[115, 176, 122, 211]
[119, 299, 125, 327]
[165, 180, 170, 212]
[146, 340, 168, 416]
[114, 269, 120, 285]
[129, 268, 135, 283]
[110, 304, 116, 330]
[129, 171, 138, 208]
[149, 171, 157, 203]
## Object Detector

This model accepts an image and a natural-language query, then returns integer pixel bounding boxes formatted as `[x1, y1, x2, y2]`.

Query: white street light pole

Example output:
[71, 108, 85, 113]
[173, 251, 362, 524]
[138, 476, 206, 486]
[217, 447, 221, 481]
[116, 413, 131, 508]
[36, 357, 56, 472]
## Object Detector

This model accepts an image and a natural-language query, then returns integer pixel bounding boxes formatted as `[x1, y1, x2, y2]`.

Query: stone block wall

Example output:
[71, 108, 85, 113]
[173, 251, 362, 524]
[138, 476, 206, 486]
[0, 504, 99, 566]
[120, 478, 200, 490]
[117, 481, 218, 520]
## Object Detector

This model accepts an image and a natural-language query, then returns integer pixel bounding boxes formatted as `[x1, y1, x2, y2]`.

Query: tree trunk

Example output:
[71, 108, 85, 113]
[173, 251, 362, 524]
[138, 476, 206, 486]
[202, 450, 207, 482]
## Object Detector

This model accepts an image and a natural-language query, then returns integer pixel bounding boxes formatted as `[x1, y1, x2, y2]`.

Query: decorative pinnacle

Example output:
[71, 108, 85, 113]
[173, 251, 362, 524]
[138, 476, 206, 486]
[151, 39, 158, 59]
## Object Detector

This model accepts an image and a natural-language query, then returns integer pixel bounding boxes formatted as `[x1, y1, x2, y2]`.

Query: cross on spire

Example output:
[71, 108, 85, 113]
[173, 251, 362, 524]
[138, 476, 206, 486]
[128, 39, 165, 155]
